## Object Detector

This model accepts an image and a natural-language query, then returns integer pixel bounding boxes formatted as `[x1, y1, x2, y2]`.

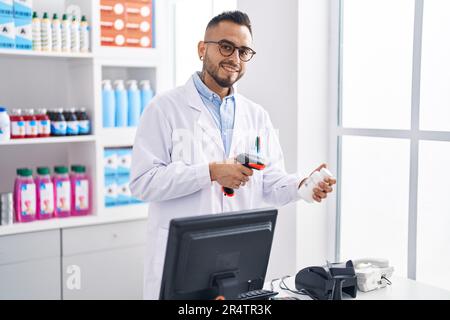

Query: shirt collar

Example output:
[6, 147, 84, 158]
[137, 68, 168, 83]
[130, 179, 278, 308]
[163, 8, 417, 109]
[193, 72, 235, 104]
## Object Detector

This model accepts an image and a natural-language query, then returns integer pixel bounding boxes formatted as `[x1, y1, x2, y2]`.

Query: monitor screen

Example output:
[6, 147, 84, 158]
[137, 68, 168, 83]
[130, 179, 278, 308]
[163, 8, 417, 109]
[159, 208, 278, 300]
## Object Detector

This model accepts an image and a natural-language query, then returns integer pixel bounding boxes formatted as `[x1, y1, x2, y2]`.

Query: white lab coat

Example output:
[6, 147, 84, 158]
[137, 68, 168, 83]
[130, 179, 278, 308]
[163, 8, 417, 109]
[130, 76, 303, 300]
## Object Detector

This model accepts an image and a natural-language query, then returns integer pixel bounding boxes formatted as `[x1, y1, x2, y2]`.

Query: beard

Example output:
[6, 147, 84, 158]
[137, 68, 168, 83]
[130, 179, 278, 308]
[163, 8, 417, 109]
[203, 57, 244, 88]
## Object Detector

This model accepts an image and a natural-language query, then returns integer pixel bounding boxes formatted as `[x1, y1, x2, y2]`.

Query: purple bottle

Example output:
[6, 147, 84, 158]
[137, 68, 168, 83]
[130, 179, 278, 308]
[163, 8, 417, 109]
[53, 166, 71, 218]
[35, 167, 55, 220]
[13, 168, 36, 223]
[70, 165, 91, 216]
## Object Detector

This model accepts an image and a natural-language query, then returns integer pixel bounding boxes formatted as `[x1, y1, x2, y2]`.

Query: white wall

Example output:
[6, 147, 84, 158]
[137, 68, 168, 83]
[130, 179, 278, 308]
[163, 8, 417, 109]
[237, 0, 333, 278]
[297, 0, 335, 268]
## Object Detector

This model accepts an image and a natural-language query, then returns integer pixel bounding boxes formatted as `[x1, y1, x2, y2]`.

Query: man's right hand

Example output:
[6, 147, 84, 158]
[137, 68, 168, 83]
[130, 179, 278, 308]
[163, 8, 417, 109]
[209, 159, 254, 190]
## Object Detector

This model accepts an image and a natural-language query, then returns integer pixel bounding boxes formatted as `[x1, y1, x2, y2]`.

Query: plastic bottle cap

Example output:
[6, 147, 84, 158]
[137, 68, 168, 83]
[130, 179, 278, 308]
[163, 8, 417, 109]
[62, 14, 68, 21]
[17, 168, 33, 177]
[43, 12, 49, 19]
[54, 166, 69, 174]
[71, 165, 86, 173]
[0, 107, 6, 112]
[140, 36, 150, 47]
[140, 80, 151, 90]
[53, 13, 58, 19]
[81, 16, 87, 22]
[37, 167, 50, 175]
[115, 35, 125, 46]
[114, 80, 125, 89]
[140, 21, 150, 32]
[141, 6, 151, 17]
[33, 12, 38, 19]
[114, 3, 125, 15]
[127, 80, 138, 90]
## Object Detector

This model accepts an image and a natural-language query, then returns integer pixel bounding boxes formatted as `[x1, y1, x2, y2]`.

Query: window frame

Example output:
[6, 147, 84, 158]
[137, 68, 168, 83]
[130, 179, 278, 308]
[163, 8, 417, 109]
[330, 0, 449, 280]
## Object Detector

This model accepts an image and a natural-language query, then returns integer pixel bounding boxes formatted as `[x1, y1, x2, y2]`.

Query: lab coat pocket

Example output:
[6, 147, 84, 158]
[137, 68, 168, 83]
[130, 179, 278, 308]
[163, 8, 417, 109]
[153, 227, 169, 276]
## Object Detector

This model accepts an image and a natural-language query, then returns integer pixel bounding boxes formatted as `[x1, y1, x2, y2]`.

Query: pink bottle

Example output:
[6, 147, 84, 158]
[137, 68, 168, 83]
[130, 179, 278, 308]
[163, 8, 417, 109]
[53, 166, 71, 218]
[13, 168, 37, 223]
[70, 165, 91, 216]
[35, 167, 55, 220]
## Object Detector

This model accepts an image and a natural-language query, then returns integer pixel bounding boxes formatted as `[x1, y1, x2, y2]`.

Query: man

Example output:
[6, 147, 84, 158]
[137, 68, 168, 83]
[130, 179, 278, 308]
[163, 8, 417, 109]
[130, 11, 336, 300]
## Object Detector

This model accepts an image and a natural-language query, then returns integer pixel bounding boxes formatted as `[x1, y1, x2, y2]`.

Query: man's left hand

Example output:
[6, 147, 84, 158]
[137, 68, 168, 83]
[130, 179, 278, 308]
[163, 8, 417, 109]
[300, 163, 337, 203]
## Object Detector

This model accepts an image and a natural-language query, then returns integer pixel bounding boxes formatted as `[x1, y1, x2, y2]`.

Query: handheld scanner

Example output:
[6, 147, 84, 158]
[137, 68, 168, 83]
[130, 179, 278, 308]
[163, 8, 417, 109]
[223, 153, 266, 197]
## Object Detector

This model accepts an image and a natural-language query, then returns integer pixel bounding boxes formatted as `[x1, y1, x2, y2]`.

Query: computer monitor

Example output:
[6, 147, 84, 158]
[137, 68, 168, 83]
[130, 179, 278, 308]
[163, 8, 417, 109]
[159, 208, 278, 300]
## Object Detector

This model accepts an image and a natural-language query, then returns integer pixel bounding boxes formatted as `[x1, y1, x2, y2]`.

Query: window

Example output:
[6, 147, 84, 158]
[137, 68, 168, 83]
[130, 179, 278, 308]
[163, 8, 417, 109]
[336, 0, 450, 290]
[341, 0, 414, 130]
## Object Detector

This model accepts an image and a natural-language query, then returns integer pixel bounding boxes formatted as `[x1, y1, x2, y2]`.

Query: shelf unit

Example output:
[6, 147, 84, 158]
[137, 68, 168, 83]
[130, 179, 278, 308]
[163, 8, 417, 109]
[0, 0, 172, 236]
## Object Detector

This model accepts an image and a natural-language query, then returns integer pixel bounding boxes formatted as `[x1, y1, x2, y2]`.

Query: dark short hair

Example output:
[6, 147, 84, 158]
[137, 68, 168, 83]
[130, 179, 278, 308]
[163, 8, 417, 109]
[206, 11, 252, 36]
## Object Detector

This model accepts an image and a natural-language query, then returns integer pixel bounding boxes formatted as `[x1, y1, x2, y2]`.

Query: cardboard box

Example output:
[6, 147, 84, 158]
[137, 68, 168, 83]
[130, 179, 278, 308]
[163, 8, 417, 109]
[14, 17, 31, 50]
[117, 148, 132, 175]
[0, 15, 15, 49]
[104, 149, 118, 176]
[116, 174, 131, 205]
[104, 175, 118, 207]
[0, 0, 13, 17]
[13, 0, 31, 19]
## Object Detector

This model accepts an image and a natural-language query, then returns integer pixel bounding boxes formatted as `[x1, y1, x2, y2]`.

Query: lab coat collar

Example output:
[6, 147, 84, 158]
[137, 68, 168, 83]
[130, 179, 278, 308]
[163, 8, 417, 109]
[184, 76, 245, 159]
[184, 76, 225, 155]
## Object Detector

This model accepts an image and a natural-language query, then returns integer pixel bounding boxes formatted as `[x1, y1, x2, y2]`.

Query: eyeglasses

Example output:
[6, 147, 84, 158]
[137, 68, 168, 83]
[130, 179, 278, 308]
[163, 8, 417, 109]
[204, 40, 256, 62]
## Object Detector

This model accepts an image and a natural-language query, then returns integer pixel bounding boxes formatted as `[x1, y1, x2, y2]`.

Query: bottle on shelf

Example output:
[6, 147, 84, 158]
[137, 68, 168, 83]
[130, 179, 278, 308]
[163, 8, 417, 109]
[0, 107, 11, 142]
[70, 165, 91, 216]
[36, 109, 51, 138]
[9, 109, 25, 139]
[35, 167, 55, 220]
[49, 109, 67, 136]
[75, 108, 91, 135]
[14, 168, 36, 223]
[23, 109, 38, 138]
[61, 14, 71, 52]
[32, 11, 42, 51]
[51, 13, 62, 52]
[102, 80, 116, 128]
[41, 12, 52, 52]
[63, 109, 79, 136]
[80, 15, 90, 53]
[70, 15, 80, 53]
[53, 166, 71, 218]
[114, 80, 128, 127]
[127, 80, 141, 127]
[140, 80, 154, 115]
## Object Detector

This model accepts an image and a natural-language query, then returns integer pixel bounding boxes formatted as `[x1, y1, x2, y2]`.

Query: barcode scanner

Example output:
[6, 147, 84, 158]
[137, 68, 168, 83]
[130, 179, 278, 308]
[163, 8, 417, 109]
[223, 153, 266, 197]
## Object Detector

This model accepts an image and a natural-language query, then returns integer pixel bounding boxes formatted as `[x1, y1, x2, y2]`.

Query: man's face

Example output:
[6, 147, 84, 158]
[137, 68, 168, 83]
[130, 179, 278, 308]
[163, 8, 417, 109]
[198, 21, 253, 88]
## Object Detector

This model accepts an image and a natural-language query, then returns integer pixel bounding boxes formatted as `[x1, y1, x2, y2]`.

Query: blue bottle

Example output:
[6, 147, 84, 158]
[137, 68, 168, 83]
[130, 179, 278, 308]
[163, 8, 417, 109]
[114, 80, 128, 127]
[127, 80, 141, 127]
[140, 80, 154, 115]
[102, 80, 115, 128]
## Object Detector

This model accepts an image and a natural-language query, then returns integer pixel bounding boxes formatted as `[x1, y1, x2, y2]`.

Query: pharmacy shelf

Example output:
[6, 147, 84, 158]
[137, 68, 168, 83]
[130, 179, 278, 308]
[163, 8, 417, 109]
[0, 0, 171, 237]
[0, 135, 96, 146]
[95, 48, 160, 66]
[0, 203, 148, 237]
[98, 127, 137, 147]
[0, 49, 94, 60]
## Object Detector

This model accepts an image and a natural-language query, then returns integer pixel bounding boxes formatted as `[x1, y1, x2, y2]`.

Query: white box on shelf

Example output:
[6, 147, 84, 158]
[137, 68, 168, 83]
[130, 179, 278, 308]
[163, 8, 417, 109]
[0, 15, 15, 49]
[13, 0, 31, 19]
[14, 17, 31, 50]
[117, 148, 131, 175]
[0, 0, 13, 17]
